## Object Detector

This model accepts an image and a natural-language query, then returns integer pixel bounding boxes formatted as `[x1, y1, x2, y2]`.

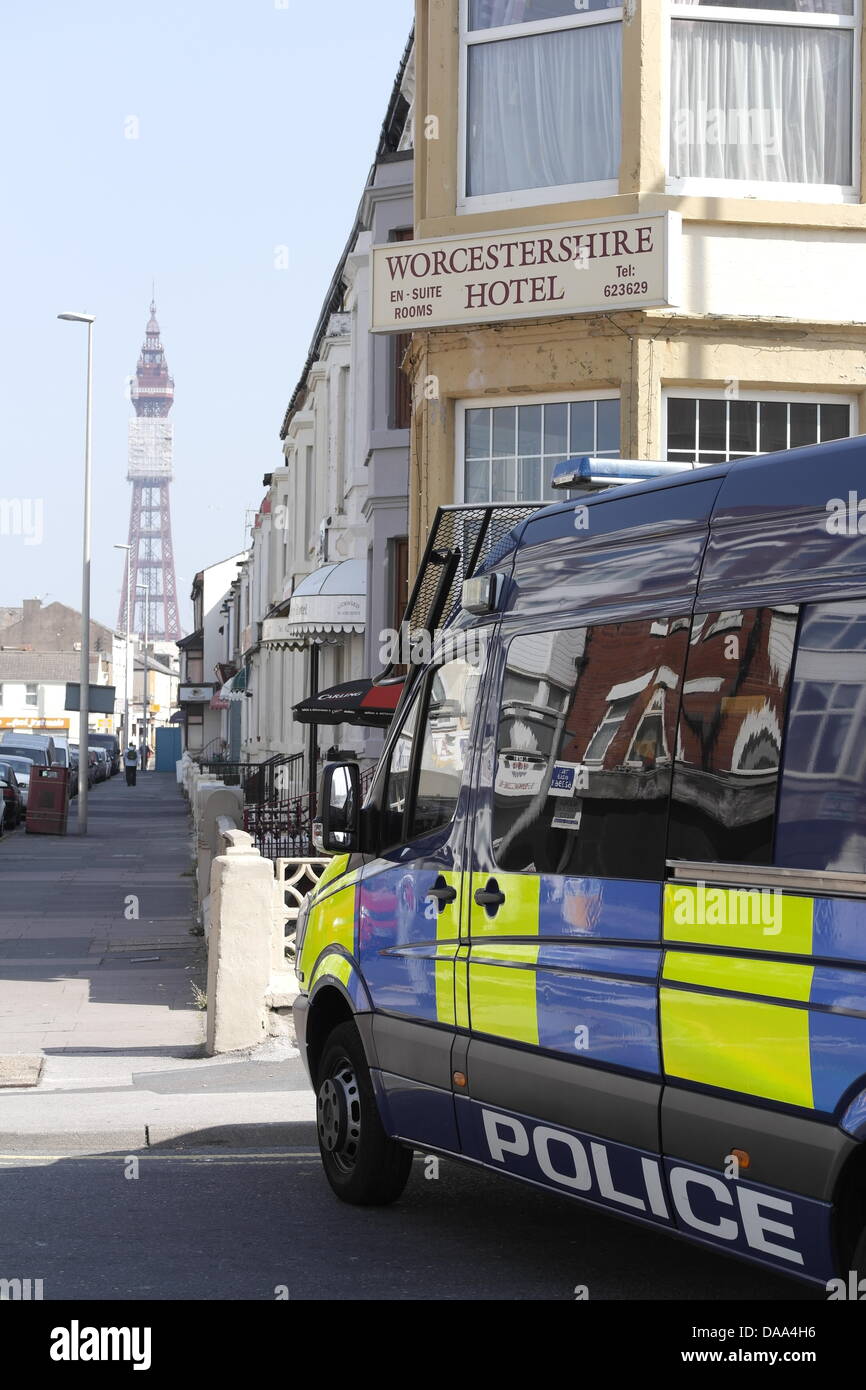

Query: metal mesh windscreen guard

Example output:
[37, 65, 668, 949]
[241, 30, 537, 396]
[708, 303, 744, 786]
[401, 503, 539, 651]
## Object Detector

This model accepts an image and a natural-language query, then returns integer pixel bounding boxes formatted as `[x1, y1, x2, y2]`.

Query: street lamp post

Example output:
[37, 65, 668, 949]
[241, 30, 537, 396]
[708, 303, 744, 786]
[58, 311, 95, 834]
[114, 543, 132, 750]
[137, 582, 150, 771]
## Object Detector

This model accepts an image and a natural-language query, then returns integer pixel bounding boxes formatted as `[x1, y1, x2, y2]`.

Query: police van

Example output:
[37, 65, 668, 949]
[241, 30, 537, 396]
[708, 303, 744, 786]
[293, 434, 866, 1287]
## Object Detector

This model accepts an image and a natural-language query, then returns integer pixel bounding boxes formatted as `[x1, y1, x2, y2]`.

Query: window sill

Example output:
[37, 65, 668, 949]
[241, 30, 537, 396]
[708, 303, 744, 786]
[666, 178, 859, 206]
[458, 180, 620, 218]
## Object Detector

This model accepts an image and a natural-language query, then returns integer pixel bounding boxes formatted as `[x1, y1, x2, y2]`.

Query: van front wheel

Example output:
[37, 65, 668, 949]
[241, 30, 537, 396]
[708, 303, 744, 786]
[315, 1021, 412, 1205]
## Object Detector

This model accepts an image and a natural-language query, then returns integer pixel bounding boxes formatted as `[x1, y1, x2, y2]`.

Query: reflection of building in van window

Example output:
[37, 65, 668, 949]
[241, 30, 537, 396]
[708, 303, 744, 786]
[670, 606, 797, 864]
[493, 618, 688, 878]
[497, 628, 578, 777]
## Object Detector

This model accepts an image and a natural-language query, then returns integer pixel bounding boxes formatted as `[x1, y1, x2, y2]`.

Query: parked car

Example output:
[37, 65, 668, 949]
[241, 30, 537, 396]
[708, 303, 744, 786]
[69, 745, 98, 788]
[90, 748, 109, 783]
[87, 733, 120, 776]
[0, 755, 34, 815]
[51, 737, 71, 769]
[0, 731, 56, 764]
[0, 740, 51, 769]
[0, 764, 25, 831]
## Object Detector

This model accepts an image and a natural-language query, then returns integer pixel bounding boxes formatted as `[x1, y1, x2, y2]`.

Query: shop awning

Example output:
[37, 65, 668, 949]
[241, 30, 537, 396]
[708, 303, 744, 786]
[264, 559, 365, 649]
[218, 667, 249, 703]
[293, 676, 404, 728]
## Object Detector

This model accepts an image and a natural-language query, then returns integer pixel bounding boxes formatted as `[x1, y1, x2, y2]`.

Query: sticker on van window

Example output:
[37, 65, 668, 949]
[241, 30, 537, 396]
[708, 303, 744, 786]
[552, 800, 583, 833]
[496, 755, 546, 797]
[549, 762, 582, 798]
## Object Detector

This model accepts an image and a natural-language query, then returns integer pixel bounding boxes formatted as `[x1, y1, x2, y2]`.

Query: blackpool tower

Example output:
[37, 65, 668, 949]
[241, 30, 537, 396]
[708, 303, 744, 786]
[118, 301, 181, 640]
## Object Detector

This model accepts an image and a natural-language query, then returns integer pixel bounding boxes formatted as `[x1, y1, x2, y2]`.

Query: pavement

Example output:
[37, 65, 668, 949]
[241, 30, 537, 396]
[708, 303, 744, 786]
[0, 770, 316, 1152]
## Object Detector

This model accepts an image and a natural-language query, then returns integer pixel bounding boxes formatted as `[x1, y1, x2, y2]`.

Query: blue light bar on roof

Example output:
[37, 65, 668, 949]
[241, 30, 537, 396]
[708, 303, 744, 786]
[550, 456, 697, 491]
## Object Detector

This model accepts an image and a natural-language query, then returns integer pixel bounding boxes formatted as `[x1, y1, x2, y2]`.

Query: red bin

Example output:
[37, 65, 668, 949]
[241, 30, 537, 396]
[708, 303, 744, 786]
[26, 766, 70, 835]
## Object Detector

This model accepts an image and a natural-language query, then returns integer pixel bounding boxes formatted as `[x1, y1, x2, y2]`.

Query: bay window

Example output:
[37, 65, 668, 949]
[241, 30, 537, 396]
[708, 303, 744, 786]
[462, 0, 623, 207]
[669, 0, 858, 195]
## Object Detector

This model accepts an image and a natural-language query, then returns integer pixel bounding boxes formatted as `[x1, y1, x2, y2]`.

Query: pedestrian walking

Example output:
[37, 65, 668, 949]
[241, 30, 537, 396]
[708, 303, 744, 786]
[124, 743, 138, 787]
[138, 740, 150, 772]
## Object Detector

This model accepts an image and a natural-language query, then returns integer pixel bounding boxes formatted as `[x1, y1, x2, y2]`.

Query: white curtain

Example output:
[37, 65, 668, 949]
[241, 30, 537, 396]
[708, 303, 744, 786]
[670, 17, 853, 183]
[468, 23, 622, 196]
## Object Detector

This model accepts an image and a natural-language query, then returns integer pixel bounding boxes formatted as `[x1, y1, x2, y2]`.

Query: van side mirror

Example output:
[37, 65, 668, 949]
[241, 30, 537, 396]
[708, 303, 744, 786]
[315, 762, 361, 855]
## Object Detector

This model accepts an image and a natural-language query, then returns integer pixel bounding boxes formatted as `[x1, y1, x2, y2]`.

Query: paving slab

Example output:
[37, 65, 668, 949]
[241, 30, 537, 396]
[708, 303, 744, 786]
[0, 1054, 44, 1087]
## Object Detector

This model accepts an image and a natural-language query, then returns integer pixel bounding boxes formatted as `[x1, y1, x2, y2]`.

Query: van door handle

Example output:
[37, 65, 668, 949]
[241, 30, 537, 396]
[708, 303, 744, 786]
[426, 877, 457, 911]
[474, 879, 506, 914]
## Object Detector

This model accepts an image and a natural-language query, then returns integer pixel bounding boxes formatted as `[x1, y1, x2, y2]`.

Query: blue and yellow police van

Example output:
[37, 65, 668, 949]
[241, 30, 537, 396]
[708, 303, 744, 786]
[293, 434, 866, 1287]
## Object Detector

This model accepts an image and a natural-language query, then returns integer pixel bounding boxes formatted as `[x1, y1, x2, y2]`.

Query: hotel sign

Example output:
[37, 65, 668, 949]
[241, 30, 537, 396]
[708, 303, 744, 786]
[371, 213, 680, 333]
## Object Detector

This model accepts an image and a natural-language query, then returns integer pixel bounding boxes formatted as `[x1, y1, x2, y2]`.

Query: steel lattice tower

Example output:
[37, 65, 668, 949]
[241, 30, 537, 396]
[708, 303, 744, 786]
[118, 302, 181, 640]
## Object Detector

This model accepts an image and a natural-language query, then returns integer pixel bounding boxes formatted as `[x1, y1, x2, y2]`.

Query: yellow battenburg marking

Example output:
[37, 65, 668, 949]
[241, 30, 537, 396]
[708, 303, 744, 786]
[663, 951, 814, 1003]
[300, 882, 356, 981]
[661, 986, 814, 1109]
[315, 853, 352, 894]
[309, 952, 352, 992]
[468, 873, 540, 1046]
[434, 870, 460, 1027]
[470, 943, 542, 966]
[664, 883, 813, 955]
[470, 871, 540, 939]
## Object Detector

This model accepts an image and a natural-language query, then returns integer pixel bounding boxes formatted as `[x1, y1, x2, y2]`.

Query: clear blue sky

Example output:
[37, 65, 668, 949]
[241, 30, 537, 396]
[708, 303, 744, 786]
[0, 0, 412, 633]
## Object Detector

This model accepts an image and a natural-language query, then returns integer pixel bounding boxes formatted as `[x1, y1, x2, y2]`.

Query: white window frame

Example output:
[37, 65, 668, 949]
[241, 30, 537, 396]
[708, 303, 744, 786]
[664, 1, 861, 203]
[458, 0, 624, 215]
[584, 694, 635, 765]
[626, 687, 672, 767]
[787, 677, 866, 781]
[455, 389, 621, 503]
[662, 387, 859, 462]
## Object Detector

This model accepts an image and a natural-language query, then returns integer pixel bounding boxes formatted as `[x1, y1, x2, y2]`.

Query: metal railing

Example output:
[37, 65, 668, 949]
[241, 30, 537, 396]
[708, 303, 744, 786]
[198, 751, 305, 808]
[198, 751, 311, 857]
[244, 792, 314, 861]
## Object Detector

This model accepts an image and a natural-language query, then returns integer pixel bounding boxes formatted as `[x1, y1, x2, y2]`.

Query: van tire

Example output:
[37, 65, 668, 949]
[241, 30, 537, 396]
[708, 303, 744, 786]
[315, 1021, 412, 1206]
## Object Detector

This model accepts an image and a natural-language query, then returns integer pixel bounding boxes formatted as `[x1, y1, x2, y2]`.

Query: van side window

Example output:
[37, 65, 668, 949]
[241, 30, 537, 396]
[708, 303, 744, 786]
[491, 619, 690, 878]
[380, 646, 483, 847]
[381, 694, 420, 848]
[775, 600, 866, 874]
[668, 606, 799, 865]
[408, 655, 481, 841]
